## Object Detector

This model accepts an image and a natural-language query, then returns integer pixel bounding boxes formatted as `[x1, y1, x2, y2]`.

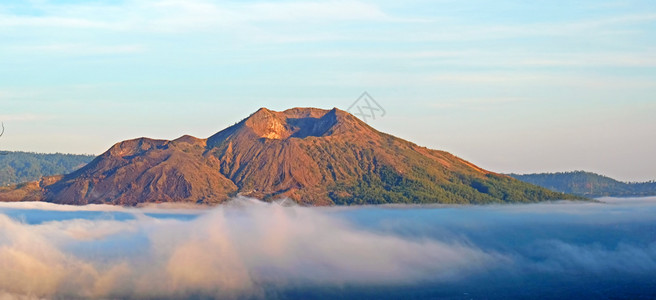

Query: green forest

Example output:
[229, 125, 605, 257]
[0, 151, 95, 186]
[510, 171, 656, 197]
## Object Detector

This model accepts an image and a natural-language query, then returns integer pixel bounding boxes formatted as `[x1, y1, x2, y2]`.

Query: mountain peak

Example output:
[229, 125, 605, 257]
[221, 107, 357, 141]
[244, 107, 289, 139]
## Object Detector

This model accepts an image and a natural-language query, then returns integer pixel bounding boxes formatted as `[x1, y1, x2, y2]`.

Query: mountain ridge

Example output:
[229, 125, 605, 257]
[0, 107, 581, 205]
[0, 152, 95, 187]
[510, 171, 656, 197]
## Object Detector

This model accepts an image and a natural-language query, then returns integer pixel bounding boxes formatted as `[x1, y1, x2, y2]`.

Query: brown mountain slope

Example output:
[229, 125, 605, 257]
[0, 107, 580, 205]
[44, 136, 237, 205]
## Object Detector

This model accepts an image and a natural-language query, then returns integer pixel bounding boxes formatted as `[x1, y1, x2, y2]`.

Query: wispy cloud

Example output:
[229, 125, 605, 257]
[427, 97, 527, 110]
[2, 1, 654, 47]
[0, 114, 53, 122]
[238, 1, 391, 22]
[10, 43, 146, 55]
[385, 12, 656, 46]
[334, 70, 656, 90]
[0, 89, 42, 101]
[0, 0, 399, 32]
[280, 49, 656, 68]
[0, 15, 119, 29]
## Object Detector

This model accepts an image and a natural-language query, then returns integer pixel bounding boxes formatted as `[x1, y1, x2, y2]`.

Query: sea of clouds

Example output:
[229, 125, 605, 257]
[1, 197, 655, 299]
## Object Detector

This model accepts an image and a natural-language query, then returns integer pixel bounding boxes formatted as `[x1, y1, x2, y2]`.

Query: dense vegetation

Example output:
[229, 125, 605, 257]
[509, 171, 656, 197]
[316, 139, 581, 205]
[329, 166, 582, 205]
[0, 151, 95, 186]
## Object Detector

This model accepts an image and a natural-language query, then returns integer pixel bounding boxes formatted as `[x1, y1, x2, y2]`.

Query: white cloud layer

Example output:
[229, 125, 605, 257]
[0, 198, 501, 299]
[1, 197, 656, 299]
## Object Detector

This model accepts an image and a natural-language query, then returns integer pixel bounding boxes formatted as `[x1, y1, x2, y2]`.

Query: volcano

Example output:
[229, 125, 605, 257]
[0, 107, 578, 205]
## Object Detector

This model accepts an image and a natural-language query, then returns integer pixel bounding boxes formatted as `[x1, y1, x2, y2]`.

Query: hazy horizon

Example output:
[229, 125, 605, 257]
[1, 0, 655, 182]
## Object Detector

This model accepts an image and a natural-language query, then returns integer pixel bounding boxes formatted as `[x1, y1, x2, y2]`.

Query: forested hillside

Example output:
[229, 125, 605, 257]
[510, 171, 656, 197]
[0, 151, 95, 186]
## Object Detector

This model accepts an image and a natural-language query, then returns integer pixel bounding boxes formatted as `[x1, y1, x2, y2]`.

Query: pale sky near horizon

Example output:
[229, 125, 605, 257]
[1, 0, 655, 181]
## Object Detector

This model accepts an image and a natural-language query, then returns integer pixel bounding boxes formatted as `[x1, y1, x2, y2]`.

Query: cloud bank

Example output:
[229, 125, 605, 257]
[1, 197, 655, 299]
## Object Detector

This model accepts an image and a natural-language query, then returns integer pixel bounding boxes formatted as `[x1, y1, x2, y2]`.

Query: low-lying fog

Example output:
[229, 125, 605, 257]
[1, 197, 655, 299]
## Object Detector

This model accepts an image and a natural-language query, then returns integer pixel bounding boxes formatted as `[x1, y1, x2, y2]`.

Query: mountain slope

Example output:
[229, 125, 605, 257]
[510, 171, 656, 197]
[45, 136, 237, 205]
[0, 108, 581, 205]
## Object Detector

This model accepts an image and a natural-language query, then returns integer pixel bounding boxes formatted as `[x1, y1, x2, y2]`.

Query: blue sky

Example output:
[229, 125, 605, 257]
[1, 0, 655, 181]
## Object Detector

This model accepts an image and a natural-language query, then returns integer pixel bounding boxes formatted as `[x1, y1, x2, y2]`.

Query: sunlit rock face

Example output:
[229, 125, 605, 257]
[234, 107, 340, 140]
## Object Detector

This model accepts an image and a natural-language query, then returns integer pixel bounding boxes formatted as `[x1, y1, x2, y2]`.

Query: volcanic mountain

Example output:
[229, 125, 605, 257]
[0, 107, 578, 205]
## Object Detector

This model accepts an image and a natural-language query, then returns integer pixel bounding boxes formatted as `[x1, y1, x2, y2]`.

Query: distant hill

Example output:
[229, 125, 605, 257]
[509, 171, 656, 197]
[0, 152, 95, 187]
[0, 107, 580, 205]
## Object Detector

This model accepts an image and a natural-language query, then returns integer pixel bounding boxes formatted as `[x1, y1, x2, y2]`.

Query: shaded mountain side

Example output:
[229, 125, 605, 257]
[46, 136, 237, 205]
[0, 107, 581, 205]
[510, 171, 656, 198]
[0, 152, 95, 186]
